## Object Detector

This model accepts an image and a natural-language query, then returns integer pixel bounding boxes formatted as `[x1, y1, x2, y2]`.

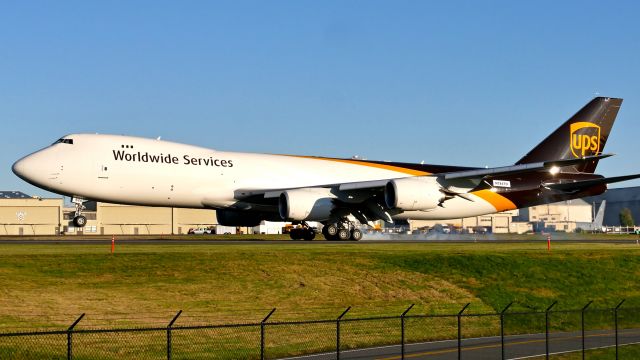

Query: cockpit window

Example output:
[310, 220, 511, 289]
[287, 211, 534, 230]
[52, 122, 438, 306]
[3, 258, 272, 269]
[53, 138, 74, 145]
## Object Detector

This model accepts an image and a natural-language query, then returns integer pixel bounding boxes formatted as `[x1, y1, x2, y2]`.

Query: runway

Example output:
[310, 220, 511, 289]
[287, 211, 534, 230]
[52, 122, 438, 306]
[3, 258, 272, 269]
[281, 328, 640, 360]
[0, 238, 638, 245]
[0, 235, 638, 246]
[0, 237, 638, 245]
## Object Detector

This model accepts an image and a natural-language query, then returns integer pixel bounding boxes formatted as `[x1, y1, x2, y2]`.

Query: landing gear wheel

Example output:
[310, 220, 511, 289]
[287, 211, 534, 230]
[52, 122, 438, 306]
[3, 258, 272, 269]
[325, 224, 338, 237]
[289, 228, 301, 240]
[303, 229, 316, 241]
[73, 215, 87, 228]
[351, 228, 363, 241]
[322, 225, 338, 240]
[338, 228, 351, 241]
[321, 225, 329, 238]
[71, 197, 88, 228]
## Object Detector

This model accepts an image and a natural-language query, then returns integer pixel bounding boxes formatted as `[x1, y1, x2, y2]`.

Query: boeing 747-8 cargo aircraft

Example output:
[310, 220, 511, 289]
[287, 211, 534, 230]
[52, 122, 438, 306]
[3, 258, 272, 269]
[12, 97, 640, 240]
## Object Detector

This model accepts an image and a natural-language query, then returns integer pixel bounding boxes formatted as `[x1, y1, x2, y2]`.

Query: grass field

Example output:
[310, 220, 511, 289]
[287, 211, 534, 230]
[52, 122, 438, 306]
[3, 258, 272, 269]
[2, 241, 640, 358]
[0, 241, 639, 330]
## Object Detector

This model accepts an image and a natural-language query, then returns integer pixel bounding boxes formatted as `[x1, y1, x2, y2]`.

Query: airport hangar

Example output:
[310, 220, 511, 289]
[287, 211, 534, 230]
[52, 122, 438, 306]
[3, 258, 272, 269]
[0, 187, 638, 236]
[0, 191, 220, 236]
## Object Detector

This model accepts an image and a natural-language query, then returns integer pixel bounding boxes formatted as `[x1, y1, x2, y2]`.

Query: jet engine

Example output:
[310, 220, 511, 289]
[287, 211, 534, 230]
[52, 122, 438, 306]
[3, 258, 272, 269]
[384, 177, 444, 211]
[278, 188, 335, 221]
[216, 209, 281, 227]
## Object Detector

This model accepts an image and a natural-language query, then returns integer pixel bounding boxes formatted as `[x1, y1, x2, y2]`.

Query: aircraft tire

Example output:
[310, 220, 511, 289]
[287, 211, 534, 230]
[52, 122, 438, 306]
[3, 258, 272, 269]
[351, 228, 363, 241]
[289, 228, 301, 240]
[321, 226, 335, 240]
[73, 215, 87, 228]
[303, 229, 315, 241]
[325, 224, 339, 237]
[337, 228, 351, 241]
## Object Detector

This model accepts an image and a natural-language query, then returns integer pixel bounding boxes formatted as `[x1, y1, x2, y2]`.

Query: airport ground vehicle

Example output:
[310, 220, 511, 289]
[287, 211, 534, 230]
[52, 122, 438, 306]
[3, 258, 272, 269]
[187, 228, 213, 235]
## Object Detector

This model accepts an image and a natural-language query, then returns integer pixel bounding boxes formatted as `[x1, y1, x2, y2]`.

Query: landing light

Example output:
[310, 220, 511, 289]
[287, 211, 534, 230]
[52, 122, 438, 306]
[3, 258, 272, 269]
[549, 166, 560, 175]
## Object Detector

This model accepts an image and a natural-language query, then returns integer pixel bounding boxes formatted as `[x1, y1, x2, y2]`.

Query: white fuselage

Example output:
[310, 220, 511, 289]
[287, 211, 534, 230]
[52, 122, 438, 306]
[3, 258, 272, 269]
[12, 134, 507, 220]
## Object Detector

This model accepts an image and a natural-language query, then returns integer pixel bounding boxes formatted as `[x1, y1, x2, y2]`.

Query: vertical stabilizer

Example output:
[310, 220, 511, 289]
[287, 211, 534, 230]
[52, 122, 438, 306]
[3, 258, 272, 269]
[594, 200, 606, 229]
[516, 97, 622, 173]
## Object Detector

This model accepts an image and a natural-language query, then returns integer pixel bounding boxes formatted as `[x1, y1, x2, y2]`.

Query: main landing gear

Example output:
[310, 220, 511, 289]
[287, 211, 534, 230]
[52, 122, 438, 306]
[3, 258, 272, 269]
[322, 220, 363, 241]
[289, 222, 316, 241]
[71, 197, 87, 228]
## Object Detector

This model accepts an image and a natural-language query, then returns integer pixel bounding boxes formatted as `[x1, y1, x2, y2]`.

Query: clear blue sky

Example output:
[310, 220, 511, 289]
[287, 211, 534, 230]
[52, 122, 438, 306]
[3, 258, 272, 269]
[2, 1, 640, 197]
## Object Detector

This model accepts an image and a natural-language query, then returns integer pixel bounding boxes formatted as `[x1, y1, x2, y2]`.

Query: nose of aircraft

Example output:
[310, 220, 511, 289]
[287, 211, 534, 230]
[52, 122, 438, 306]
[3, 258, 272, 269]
[12, 150, 54, 187]
[12, 155, 36, 182]
[13, 146, 64, 192]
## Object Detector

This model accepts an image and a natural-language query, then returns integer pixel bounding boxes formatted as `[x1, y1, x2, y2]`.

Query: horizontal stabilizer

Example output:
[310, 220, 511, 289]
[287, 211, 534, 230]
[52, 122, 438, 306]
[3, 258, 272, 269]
[543, 173, 640, 193]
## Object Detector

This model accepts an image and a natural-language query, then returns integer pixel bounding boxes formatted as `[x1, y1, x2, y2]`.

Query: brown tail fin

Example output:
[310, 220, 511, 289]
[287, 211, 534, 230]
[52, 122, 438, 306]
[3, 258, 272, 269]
[516, 97, 622, 173]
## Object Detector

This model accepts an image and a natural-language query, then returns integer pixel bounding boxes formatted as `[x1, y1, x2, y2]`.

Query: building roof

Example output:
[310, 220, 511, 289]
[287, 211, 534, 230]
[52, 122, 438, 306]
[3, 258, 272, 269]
[589, 186, 640, 202]
[583, 186, 640, 226]
[0, 191, 31, 199]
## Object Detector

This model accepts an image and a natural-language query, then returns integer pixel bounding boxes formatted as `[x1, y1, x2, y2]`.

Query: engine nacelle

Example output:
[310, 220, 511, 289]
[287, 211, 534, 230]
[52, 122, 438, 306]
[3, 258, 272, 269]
[385, 177, 444, 211]
[279, 188, 335, 221]
[216, 209, 281, 227]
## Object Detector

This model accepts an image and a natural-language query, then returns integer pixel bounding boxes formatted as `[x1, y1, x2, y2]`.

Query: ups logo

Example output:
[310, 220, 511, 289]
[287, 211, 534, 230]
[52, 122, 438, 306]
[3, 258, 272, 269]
[570, 122, 600, 158]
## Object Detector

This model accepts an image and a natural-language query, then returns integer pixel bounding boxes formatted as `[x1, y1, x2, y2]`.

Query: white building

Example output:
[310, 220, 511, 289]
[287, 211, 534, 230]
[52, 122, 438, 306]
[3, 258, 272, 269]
[519, 199, 593, 232]
[408, 209, 532, 234]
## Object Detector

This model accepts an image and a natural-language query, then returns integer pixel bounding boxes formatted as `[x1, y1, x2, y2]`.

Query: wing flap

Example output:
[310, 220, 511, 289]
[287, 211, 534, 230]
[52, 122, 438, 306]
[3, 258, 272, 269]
[338, 179, 389, 191]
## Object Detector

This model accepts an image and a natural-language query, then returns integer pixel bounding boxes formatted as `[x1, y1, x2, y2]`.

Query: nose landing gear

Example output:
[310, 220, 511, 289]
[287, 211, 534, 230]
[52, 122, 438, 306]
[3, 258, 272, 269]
[71, 197, 87, 228]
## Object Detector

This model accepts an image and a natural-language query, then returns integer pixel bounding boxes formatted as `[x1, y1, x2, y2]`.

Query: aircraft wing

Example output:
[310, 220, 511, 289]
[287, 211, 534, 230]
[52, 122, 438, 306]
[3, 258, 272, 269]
[233, 154, 614, 203]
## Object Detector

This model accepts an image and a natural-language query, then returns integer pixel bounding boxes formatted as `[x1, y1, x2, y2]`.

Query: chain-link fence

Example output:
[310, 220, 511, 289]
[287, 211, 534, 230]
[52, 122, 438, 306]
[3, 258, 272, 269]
[0, 301, 638, 359]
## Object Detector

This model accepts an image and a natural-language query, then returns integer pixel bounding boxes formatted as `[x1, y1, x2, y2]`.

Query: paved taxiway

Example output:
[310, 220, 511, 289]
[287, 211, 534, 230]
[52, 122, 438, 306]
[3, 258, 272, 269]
[281, 328, 640, 360]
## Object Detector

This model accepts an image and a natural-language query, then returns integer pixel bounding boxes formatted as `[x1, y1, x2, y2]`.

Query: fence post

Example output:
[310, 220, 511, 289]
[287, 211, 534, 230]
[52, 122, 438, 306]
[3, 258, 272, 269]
[401, 304, 415, 360]
[500, 302, 513, 360]
[261, 308, 276, 360]
[167, 310, 182, 360]
[615, 299, 625, 360]
[545, 301, 557, 360]
[581, 300, 593, 360]
[336, 307, 351, 360]
[67, 313, 85, 360]
[457, 303, 470, 360]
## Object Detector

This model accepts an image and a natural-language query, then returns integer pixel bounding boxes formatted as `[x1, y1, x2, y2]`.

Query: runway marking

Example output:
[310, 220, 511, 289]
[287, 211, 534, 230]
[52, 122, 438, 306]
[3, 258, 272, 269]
[509, 340, 640, 359]
[378, 339, 544, 359]
[377, 330, 640, 360]
[278, 333, 536, 360]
